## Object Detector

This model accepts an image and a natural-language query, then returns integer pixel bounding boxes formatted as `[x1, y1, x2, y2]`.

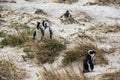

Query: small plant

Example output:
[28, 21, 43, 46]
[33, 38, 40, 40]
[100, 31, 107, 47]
[0, 35, 24, 47]
[0, 59, 26, 80]
[22, 48, 34, 61]
[61, 17, 79, 24]
[35, 9, 47, 15]
[36, 39, 66, 64]
[0, 31, 6, 37]
[0, 23, 32, 47]
[62, 42, 108, 65]
[24, 39, 66, 64]
[23, 48, 33, 53]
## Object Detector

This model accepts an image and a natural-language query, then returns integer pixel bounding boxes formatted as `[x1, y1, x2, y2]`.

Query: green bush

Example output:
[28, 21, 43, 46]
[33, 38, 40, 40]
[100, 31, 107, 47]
[0, 35, 24, 47]
[0, 31, 6, 37]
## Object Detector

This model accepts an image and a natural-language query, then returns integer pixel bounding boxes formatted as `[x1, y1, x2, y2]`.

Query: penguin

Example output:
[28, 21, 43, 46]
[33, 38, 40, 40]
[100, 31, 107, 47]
[43, 22, 53, 39]
[83, 49, 95, 73]
[63, 10, 72, 18]
[33, 22, 44, 41]
[42, 20, 46, 27]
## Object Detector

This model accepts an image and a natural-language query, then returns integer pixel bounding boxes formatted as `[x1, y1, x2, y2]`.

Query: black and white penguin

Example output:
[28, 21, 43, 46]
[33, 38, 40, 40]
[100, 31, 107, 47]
[83, 49, 95, 73]
[42, 20, 46, 28]
[43, 22, 53, 39]
[63, 10, 72, 18]
[33, 22, 44, 41]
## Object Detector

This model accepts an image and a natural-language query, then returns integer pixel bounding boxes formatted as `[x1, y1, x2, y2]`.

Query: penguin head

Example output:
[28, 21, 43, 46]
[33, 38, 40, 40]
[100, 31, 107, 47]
[66, 10, 69, 13]
[44, 22, 48, 29]
[88, 49, 95, 58]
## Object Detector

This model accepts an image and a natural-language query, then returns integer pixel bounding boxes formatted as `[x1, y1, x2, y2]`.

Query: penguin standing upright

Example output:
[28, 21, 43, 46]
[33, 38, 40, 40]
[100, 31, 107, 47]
[33, 22, 44, 41]
[43, 22, 53, 39]
[83, 50, 95, 73]
[64, 10, 72, 18]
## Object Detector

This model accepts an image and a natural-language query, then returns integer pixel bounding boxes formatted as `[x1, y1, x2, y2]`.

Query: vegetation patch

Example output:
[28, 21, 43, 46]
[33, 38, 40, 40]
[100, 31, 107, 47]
[61, 17, 79, 24]
[0, 59, 26, 80]
[62, 42, 108, 66]
[0, 35, 25, 47]
[87, 23, 120, 33]
[39, 66, 87, 80]
[23, 39, 66, 64]
[0, 31, 6, 37]
[35, 9, 47, 15]
[0, 23, 33, 47]
[53, 0, 78, 4]
[36, 39, 66, 64]
[97, 71, 120, 80]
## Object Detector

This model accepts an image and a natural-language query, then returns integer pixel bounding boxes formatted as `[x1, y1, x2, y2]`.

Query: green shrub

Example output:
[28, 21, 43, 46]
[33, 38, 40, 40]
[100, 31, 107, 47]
[36, 39, 66, 63]
[42, 39, 66, 55]
[0, 35, 24, 47]
[0, 31, 6, 37]
[0, 23, 32, 47]
[26, 39, 66, 64]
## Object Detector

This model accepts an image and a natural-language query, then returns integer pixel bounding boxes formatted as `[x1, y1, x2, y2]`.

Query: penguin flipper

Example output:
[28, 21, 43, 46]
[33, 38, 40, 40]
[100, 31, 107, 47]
[33, 31, 36, 39]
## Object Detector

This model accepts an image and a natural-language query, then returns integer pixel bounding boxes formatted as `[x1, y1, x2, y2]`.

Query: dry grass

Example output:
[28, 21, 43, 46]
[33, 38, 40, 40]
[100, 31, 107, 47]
[35, 39, 66, 64]
[94, 35, 107, 43]
[0, 23, 33, 47]
[62, 42, 108, 65]
[35, 9, 47, 15]
[97, 71, 120, 80]
[61, 17, 79, 24]
[75, 11, 93, 23]
[0, 35, 25, 47]
[53, 0, 78, 4]
[0, 0, 8, 3]
[23, 39, 66, 64]
[0, 59, 26, 80]
[0, 22, 66, 63]
[96, 0, 120, 6]
[39, 66, 87, 80]
[87, 23, 120, 33]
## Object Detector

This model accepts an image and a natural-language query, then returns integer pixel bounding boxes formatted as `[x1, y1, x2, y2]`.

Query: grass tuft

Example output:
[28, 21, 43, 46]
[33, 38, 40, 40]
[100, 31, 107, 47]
[0, 35, 24, 47]
[87, 23, 120, 33]
[39, 66, 87, 80]
[23, 39, 66, 64]
[36, 39, 66, 64]
[0, 59, 26, 80]
[97, 71, 120, 80]
[0, 23, 32, 47]
[0, 31, 6, 37]
[35, 9, 47, 15]
[62, 42, 108, 66]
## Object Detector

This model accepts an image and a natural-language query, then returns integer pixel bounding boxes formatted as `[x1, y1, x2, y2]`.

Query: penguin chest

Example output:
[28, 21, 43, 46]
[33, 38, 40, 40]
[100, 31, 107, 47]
[36, 30, 43, 41]
[44, 28, 50, 39]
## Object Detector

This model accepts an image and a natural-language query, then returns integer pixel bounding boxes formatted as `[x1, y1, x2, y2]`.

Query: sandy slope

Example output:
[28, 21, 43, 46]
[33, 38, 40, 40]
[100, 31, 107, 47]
[0, 0, 120, 80]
